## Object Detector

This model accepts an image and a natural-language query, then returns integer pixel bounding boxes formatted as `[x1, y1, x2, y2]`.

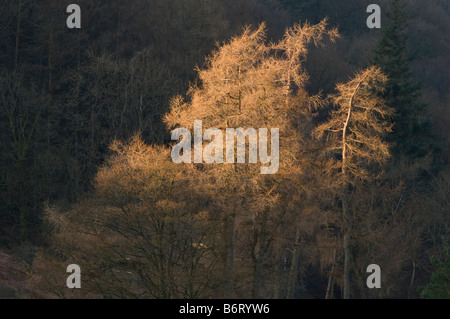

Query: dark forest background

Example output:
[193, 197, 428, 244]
[0, 0, 449, 299]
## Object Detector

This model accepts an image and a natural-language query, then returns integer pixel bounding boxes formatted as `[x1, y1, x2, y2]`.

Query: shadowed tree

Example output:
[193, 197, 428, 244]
[372, 0, 436, 160]
[41, 136, 217, 298]
[421, 239, 450, 299]
[0, 71, 49, 242]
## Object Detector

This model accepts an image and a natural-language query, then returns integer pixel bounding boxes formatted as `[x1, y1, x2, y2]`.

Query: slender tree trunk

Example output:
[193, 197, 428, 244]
[15, 0, 22, 69]
[47, 17, 54, 149]
[157, 221, 168, 298]
[273, 241, 283, 299]
[224, 210, 236, 298]
[325, 250, 336, 299]
[359, 271, 367, 299]
[325, 268, 335, 299]
[287, 226, 301, 299]
[48, 17, 54, 92]
[253, 210, 269, 298]
[116, 9, 121, 57]
[342, 99, 352, 299]
[408, 261, 416, 299]
[18, 160, 26, 242]
[342, 187, 352, 299]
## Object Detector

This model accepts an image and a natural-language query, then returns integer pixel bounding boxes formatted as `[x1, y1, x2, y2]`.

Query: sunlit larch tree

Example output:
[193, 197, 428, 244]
[165, 19, 338, 298]
[315, 66, 393, 299]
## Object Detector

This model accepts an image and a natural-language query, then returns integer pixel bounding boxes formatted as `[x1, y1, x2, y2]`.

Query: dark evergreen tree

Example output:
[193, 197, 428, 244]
[372, 0, 436, 159]
[421, 239, 450, 299]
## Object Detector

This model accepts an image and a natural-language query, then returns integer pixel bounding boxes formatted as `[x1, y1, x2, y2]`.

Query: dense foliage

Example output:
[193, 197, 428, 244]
[0, 0, 448, 299]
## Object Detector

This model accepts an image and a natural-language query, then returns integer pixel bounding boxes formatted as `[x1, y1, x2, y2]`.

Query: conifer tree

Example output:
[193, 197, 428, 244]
[372, 0, 434, 159]
[421, 239, 450, 299]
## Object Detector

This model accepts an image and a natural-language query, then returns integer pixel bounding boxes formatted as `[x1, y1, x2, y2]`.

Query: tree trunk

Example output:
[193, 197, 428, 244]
[342, 187, 352, 299]
[272, 241, 284, 299]
[48, 17, 54, 92]
[325, 250, 336, 299]
[325, 270, 335, 299]
[253, 210, 268, 299]
[15, 0, 22, 69]
[224, 210, 236, 298]
[287, 226, 301, 299]
[408, 261, 416, 299]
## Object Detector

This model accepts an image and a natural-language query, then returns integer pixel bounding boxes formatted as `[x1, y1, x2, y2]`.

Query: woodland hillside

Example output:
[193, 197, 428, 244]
[0, 0, 449, 299]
